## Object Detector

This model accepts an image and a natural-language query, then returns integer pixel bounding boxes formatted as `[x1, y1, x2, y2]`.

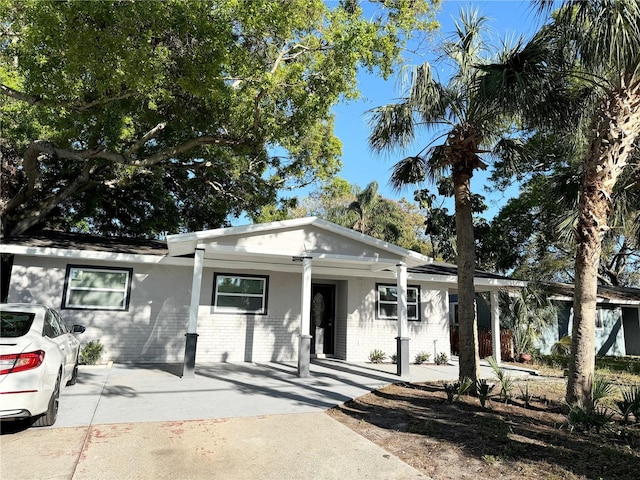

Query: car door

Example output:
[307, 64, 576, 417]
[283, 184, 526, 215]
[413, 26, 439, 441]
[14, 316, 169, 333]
[44, 309, 74, 380]
[53, 310, 78, 374]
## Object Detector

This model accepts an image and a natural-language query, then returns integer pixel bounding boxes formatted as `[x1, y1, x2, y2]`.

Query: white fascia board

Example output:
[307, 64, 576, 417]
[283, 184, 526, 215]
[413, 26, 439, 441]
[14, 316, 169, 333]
[0, 245, 190, 266]
[206, 259, 397, 278]
[549, 295, 640, 306]
[474, 278, 528, 288]
[407, 271, 528, 289]
[597, 298, 640, 306]
[201, 243, 402, 268]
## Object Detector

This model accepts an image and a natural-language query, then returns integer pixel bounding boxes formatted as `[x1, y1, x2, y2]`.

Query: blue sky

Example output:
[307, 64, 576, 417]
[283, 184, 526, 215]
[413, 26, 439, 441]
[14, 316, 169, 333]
[317, 0, 548, 220]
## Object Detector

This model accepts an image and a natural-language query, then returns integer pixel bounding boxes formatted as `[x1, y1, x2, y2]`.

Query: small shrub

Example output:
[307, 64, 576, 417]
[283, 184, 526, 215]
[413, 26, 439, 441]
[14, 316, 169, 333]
[80, 340, 104, 365]
[443, 382, 457, 403]
[434, 352, 449, 365]
[368, 349, 386, 364]
[443, 377, 473, 403]
[616, 384, 640, 423]
[457, 377, 473, 397]
[592, 376, 614, 400]
[487, 356, 514, 402]
[476, 379, 495, 408]
[414, 352, 431, 365]
[519, 381, 533, 409]
[567, 402, 614, 433]
[551, 335, 572, 356]
[390, 353, 397, 364]
[567, 375, 616, 432]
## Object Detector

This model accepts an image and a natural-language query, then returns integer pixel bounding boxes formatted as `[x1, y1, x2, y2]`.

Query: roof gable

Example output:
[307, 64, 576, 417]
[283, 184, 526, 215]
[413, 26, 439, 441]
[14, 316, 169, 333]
[166, 217, 433, 267]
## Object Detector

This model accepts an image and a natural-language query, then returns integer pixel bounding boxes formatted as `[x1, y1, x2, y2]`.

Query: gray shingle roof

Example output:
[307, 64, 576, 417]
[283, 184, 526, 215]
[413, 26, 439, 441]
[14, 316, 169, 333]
[4, 230, 168, 256]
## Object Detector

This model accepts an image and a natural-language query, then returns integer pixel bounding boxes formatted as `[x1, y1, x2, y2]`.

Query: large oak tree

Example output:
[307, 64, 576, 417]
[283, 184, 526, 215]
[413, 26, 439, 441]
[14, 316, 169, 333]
[0, 0, 438, 238]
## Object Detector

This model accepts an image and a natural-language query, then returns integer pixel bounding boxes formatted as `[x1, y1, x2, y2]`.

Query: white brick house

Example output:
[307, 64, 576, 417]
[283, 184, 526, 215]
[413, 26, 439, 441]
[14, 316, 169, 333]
[1, 217, 524, 376]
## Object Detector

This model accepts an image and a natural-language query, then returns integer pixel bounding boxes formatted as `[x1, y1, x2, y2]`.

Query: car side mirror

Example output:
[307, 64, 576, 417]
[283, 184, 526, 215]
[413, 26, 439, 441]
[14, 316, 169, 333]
[72, 325, 86, 334]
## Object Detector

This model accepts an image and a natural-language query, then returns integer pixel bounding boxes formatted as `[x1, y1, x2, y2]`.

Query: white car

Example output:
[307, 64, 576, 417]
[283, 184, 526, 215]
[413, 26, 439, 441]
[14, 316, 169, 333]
[0, 303, 85, 426]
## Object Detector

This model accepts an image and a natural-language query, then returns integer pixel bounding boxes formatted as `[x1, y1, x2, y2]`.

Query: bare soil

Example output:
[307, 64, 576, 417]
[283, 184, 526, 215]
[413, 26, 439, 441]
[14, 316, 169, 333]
[328, 376, 640, 480]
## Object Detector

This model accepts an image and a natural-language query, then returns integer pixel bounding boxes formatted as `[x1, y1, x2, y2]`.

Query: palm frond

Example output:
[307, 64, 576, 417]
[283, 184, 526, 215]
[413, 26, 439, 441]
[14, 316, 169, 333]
[553, 0, 640, 74]
[402, 63, 447, 116]
[389, 156, 428, 189]
[476, 27, 575, 130]
[490, 137, 530, 177]
[367, 102, 416, 153]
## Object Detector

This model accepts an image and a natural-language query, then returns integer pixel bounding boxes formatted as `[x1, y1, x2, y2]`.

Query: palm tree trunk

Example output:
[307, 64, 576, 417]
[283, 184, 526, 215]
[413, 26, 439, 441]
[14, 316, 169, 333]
[453, 168, 480, 386]
[567, 77, 640, 405]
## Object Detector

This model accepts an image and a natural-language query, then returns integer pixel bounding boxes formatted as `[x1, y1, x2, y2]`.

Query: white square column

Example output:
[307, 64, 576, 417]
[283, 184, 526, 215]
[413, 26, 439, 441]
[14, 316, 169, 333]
[183, 247, 204, 378]
[490, 290, 501, 364]
[396, 262, 409, 377]
[298, 256, 313, 377]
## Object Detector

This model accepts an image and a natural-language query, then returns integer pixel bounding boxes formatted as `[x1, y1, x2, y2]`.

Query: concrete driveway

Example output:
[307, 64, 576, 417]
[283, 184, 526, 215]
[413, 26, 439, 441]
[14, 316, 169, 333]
[2, 360, 448, 480]
[52, 360, 409, 427]
[1, 359, 523, 479]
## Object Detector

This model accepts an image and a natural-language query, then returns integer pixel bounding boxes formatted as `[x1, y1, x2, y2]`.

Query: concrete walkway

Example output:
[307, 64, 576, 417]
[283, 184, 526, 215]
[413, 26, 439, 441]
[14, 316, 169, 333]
[0, 359, 527, 479]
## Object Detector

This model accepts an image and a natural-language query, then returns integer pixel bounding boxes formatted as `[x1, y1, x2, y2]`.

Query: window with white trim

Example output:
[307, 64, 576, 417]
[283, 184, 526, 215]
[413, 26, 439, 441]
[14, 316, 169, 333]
[63, 266, 132, 311]
[376, 284, 420, 321]
[213, 274, 268, 314]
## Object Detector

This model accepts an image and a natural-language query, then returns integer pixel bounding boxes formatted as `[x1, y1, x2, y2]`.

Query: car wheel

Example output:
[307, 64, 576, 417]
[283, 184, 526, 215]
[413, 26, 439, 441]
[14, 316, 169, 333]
[67, 356, 79, 386]
[33, 372, 60, 427]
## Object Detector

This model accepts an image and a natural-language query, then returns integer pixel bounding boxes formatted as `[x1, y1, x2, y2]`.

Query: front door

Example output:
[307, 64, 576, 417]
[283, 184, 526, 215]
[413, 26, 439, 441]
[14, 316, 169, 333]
[310, 284, 335, 355]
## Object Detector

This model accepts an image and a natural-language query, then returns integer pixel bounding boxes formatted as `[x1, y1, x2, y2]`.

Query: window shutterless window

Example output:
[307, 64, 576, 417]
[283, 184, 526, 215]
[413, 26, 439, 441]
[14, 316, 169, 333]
[213, 274, 268, 314]
[376, 284, 420, 321]
[62, 266, 132, 311]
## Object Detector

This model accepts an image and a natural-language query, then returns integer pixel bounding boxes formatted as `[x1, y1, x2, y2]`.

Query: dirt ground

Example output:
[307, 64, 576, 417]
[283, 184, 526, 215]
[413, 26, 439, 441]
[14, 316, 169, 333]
[327, 376, 640, 480]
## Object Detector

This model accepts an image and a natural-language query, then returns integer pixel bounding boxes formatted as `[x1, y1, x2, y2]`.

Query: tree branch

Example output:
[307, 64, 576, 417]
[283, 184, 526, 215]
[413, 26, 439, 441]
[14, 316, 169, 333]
[71, 92, 138, 112]
[125, 122, 167, 156]
[1, 84, 42, 105]
[8, 162, 99, 236]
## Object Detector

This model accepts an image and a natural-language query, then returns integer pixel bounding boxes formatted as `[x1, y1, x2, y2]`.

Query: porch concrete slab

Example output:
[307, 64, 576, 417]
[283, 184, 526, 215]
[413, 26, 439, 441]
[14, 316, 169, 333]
[53, 358, 524, 429]
[364, 358, 506, 383]
[52, 360, 404, 428]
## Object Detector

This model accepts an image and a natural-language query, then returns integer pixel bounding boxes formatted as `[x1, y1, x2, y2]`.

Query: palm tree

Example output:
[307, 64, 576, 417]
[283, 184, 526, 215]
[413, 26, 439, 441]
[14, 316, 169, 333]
[368, 10, 526, 386]
[347, 181, 381, 234]
[499, 287, 557, 359]
[478, 0, 640, 404]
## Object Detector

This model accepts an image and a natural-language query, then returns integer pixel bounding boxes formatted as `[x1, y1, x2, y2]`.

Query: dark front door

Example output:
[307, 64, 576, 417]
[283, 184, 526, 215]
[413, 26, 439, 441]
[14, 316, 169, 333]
[310, 284, 335, 355]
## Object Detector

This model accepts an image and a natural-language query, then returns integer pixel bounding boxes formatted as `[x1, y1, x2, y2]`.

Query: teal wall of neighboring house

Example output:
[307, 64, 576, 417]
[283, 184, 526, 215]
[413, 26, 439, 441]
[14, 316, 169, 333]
[450, 292, 639, 358]
[537, 302, 633, 357]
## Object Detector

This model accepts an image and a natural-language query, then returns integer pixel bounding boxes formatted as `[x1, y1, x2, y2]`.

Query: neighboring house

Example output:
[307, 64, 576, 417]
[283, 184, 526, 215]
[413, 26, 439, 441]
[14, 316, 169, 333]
[538, 283, 640, 356]
[0, 217, 524, 376]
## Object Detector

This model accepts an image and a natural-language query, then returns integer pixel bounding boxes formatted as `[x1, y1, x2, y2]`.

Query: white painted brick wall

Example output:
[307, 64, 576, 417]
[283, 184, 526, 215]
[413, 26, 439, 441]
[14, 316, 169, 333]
[8, 258, 191, 364]
[195, 311, 300, 363]
[8, 256, 453, 365]
[344, 281, 452, 363]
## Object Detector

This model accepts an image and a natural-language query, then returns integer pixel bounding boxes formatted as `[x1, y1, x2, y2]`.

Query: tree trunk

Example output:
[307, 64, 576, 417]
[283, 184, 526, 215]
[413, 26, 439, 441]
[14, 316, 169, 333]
[453, 168, 480, 387]
[566, 78, 640, 405]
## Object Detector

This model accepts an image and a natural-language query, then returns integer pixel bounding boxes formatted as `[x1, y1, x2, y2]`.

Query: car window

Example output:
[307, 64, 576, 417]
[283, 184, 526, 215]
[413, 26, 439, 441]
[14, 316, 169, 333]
[53, 310, 69, 333]
[44, 310, 63, 338]
[0, 311, 36, 338]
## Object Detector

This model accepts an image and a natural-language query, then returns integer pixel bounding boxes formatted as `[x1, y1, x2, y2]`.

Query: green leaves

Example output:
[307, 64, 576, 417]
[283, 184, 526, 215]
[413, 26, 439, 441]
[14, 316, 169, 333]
[1, 0, 438, 236]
